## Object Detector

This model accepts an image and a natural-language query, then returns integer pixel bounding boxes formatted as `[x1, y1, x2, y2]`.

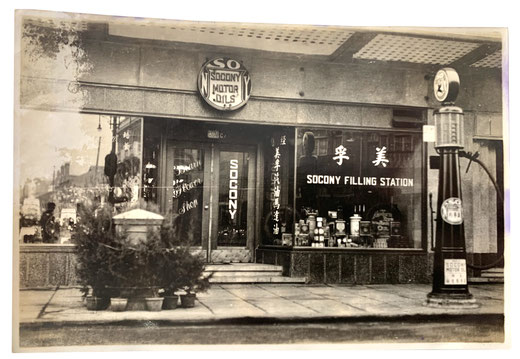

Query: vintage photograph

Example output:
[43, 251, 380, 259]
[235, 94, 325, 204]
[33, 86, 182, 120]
[13, 8, 507, 350]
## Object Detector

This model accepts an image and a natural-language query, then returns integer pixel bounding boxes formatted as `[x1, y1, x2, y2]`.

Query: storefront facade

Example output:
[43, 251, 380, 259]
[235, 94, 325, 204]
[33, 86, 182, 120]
[17, 14, 505, 285]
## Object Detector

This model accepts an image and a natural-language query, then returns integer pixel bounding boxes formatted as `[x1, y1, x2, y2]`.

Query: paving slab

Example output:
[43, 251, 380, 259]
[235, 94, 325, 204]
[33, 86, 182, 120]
[334, 296, 401, 312]
[197, 298, 266, 317]
[18, 283, 504, 326]
[346, 290, 417, 305]
[257, 284, 316, 297]
[246, 298, 318, 316]
[18, 290, 56, 322]
[222, 286, 282, 300]
[291, 298, 367, 316]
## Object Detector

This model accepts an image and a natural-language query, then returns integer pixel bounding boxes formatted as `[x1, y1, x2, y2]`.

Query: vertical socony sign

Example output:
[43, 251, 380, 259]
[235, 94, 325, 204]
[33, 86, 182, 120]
[218, 152, 248, 247]
[198, 57, 252, 111]
[229, 159, 239, 220]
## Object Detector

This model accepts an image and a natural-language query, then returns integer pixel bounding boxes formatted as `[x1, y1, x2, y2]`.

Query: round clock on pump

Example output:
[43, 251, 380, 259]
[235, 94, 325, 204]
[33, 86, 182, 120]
[433, 68, 460, 103]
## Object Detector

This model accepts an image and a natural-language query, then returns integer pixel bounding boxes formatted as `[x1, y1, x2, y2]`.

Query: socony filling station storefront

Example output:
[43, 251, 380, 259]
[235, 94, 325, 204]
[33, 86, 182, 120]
[19, 16, 504, 285]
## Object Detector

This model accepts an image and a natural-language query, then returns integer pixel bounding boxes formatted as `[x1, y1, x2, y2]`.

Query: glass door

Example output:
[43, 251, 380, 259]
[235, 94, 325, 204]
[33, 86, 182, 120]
[165, 142, 210, 252]
[165, 142, 256, 263]
[209, 146, 256, 263]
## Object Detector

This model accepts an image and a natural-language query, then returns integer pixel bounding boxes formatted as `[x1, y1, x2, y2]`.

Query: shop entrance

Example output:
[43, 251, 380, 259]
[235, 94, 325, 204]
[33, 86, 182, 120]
[165, 141, 256, 263]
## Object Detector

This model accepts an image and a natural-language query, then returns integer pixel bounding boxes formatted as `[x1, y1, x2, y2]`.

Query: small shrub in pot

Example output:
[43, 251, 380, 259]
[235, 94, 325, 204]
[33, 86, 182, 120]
[175, 247, 212, 308]
[73, 204, 119, 309]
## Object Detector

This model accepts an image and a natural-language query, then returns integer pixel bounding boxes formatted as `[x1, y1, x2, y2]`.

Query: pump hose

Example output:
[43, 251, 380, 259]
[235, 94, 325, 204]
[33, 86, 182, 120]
[458, 150, 505, 270]
[429, 151, 505, 270]
[459, 151, 504, 204]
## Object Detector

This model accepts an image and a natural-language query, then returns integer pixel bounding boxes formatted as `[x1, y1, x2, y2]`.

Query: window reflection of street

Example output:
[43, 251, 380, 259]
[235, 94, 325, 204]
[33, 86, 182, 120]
[18, 111, 143, 244]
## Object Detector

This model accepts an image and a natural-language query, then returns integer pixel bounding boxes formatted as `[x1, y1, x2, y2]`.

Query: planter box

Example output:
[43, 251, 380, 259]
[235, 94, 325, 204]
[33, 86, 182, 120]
[116, 287, 158, 311]
[162, 295, 179, 310]
[145, 297, 164, 311]
[86, 296, 110, 311]
[110, 297, 128, 312]
[180, 293, 196, 308]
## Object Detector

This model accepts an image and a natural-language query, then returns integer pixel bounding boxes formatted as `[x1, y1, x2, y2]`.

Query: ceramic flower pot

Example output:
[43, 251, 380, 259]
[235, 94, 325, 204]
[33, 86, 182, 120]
[180, 293, 196, 308]
[85, 296, 110, 311]
[144, 297, 164, 311]
[110, 297, 128, 312]
[162, 295, 179, 310]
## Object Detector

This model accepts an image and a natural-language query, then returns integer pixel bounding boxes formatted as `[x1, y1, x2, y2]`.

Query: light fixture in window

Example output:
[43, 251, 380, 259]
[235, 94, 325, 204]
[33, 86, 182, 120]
[345, 132, 355, 142]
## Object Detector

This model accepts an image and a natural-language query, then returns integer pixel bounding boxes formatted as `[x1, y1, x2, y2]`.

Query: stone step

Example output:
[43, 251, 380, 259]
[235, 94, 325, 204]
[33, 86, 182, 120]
[209, 276, 307, 284]
[209, 271, 283, 278]
[469, 276, 504, 284]
[481, 272, 505, 278]
[482, 267, 504, 274]
[204, 264, 283, 272]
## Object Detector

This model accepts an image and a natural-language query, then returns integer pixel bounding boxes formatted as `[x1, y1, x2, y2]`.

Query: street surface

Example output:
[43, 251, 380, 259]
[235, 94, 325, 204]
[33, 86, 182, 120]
[20, 317, 504, 346]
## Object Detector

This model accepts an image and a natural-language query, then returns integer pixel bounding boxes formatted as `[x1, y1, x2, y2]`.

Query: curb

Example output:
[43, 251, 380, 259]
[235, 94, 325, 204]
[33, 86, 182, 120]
[19, 312, 504, 329]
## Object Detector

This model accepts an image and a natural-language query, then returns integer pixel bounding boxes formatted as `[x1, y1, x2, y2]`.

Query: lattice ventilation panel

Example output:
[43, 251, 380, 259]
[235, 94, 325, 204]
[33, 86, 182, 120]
[109, 22, 355, 55]
[470, 50, 502, 68]
[354, 34, 480, 65]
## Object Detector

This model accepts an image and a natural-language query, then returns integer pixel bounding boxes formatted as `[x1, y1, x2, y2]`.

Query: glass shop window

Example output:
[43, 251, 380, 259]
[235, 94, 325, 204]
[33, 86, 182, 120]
[294, 128, 423, 249]
[260, 128, 295, 245]
[142, 118, 162, 203]
[114, 117, 143, 205]
[17, 110, 143, 244]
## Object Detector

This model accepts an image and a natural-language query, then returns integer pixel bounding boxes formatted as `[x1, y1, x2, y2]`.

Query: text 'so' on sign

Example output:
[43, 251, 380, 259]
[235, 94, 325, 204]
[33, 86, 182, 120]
[198, 57, 252, 111]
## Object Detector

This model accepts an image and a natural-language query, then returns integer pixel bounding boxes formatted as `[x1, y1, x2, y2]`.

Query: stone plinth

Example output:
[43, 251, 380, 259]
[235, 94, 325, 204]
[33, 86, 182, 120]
[112, 209, 164, 246]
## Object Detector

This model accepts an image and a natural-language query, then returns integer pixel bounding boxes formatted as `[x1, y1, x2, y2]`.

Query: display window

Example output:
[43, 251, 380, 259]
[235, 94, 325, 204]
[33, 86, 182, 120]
[293, 128, 424, 249]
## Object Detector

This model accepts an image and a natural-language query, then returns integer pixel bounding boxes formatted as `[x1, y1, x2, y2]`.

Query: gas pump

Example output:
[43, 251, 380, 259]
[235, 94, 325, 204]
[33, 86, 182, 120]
[425, 68, 478, 308]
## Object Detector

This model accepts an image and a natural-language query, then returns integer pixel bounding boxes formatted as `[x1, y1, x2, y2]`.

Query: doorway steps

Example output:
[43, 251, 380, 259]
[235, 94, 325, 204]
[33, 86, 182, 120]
[469, 267, 504, 284]
[203, 263, 307, 284]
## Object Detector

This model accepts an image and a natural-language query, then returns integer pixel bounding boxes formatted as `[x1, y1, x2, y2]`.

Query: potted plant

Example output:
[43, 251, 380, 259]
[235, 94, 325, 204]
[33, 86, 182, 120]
[158, 248, 182, 310]
[175, 247, 212, 308]
[109, 296, 128, 312]
[75, 202, 173, 312]
[111, 236, 165, 311]
[73, 204, 118, 311]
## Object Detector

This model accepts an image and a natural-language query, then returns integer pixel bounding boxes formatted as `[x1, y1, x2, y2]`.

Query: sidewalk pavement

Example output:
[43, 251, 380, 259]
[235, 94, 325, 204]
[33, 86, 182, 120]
[18, 283, 504, 326]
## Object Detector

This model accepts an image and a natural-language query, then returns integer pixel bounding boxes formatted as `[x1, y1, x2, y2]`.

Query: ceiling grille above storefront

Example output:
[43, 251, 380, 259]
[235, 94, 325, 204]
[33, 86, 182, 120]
[109, 22, 355, 55]
[23, 15, 503, 69]
[470, 50, 502, 68]
[24, 18, 89, 31]
[353, 34, 480, 65]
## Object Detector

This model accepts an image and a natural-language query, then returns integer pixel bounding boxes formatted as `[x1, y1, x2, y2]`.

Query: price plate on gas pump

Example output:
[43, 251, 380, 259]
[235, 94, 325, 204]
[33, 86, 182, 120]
[444, 259, 467, 285]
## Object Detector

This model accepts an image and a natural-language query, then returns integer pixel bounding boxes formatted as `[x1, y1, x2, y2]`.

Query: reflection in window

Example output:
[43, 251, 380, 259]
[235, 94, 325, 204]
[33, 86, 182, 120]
[17, 111, 143, 244]
[114, 117, 143, 205]
[169, 147, 204, 246]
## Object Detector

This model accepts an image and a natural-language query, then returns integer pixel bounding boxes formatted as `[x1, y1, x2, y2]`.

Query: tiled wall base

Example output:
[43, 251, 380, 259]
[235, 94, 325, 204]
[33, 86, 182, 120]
[20, 245, 498, 287]
[256, 247, 433, 284]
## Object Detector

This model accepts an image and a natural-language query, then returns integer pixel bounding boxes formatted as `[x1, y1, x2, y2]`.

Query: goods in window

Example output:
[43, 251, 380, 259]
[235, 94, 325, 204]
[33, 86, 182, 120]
[350, 213, 362, 236]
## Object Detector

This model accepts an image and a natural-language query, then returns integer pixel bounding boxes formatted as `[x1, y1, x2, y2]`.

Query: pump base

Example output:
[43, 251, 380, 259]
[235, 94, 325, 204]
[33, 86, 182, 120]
[424, 292, 479, 309]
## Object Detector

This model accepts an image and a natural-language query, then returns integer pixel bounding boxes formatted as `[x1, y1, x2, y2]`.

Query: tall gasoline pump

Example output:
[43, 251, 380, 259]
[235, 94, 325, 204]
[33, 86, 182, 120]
[425, 68, 478, 308]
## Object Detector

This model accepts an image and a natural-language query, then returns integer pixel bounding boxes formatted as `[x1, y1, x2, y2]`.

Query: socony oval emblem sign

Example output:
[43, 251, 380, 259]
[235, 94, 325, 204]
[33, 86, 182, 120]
[198, 57, 252, 111]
